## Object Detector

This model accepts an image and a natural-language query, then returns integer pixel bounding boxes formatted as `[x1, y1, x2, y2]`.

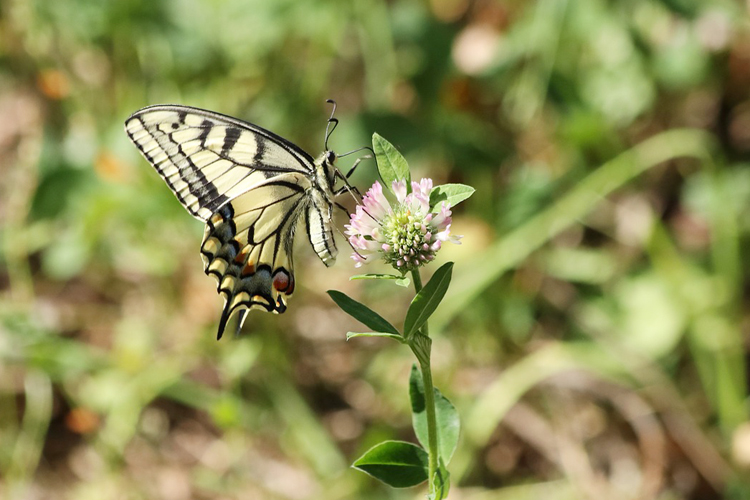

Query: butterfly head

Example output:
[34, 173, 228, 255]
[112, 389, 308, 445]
[325, 149, 337, 165]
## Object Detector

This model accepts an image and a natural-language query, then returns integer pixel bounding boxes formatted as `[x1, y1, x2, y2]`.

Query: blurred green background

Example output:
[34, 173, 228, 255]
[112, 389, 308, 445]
[2, 0, 750, 498]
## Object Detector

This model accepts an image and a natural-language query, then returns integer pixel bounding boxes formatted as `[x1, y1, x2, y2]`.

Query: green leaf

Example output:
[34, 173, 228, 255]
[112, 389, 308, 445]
[372, 133, 410, 194]
[404, 263, 454, 338]
[327, 290, 400, 335]
[350, 273, 410, 287]
[352, 440, 428, 488]
[346, 332, 405, 343]
[409, 365, 461, 465]
[429, 460, 451, 500]
[410, 332, 432, 367]
[429, 184, 475, 211]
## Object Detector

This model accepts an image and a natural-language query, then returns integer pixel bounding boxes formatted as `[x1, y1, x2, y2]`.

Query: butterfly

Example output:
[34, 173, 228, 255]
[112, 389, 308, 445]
[125, 102, 359, 339]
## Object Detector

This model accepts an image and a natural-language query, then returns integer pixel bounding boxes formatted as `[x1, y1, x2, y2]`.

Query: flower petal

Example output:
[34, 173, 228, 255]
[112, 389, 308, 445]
[413, 178, 433, 198]
[431, 201, 452, 229]
[392, 180, 407, 203]
[362, 181, 391, 220]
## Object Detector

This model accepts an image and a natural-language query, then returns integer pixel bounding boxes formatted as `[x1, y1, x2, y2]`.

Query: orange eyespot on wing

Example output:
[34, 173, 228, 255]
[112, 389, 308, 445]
[272, 269, 294, 293]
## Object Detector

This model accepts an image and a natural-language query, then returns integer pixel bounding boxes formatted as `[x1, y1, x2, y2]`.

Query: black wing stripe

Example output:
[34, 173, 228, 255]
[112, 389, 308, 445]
[128, 104, 316, 172]
[183, 151, 228, 215]
[254, 135, 268, 168]
[130, 117, 195, 211]
[168, 155, 230, 184]
[222, 127, 242, 156]
[195, 168, 296, 207]
[262, 179, 306, 193]
[198, 119, 212, 147]
[125, 105, 322, 222]
[167, 134, 288, 189]
[136, 115, 229, 217]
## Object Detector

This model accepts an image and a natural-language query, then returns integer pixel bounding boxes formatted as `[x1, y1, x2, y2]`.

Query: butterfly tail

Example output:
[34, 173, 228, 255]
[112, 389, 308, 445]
[216, 302, 249, 340]
[234, 310, 248, 338]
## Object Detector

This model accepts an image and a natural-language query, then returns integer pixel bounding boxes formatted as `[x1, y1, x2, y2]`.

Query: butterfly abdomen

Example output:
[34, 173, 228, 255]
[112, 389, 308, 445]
[305, 188, 338, 267]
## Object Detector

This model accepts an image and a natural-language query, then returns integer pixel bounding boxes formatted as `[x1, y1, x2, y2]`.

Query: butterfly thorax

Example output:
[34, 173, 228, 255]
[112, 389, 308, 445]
[314, 149, 338, 198]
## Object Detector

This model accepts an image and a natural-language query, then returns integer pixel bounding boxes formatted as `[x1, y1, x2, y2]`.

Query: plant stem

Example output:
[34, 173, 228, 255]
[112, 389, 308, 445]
[411, 267, 423, 291]
[419, 347, 439, 492]
[410, 269, 439, 494]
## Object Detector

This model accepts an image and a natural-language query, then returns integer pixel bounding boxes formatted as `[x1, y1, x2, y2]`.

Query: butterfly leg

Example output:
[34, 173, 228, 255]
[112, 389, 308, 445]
[334, 155, 371, 202]
[334, 182, 361, 202]
[334, 184, 361, 200]
[333, 179, 379, 229]
[344, 155, 371, 179]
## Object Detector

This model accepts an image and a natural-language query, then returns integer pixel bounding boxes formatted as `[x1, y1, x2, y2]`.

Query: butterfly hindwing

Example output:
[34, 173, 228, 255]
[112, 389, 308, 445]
[201, 173, 310, 338]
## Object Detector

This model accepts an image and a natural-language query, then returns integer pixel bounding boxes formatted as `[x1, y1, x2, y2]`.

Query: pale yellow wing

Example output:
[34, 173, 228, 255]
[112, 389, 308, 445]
[125, 104, 316, 221]
[200, 172, 311, 338]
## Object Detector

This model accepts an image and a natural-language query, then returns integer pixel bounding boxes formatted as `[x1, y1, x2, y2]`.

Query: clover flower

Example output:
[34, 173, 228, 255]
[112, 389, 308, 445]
[346, 178, 461, 271]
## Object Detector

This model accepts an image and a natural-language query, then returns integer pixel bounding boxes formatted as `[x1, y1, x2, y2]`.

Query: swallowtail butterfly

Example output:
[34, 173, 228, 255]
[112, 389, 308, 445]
[125, 103, 355, 339]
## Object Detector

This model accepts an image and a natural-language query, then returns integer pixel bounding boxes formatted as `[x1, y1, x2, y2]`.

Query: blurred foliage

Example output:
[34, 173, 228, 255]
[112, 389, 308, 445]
[1, 0, 750, 499]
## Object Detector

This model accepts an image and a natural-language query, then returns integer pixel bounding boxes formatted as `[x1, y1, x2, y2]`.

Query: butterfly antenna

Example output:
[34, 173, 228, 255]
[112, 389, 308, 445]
[338, 146, 375, 158]
[324, 99, 338, 151]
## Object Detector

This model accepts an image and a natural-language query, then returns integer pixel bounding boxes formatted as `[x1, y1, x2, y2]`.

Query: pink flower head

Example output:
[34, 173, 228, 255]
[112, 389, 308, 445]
[345, 178, 462, 271]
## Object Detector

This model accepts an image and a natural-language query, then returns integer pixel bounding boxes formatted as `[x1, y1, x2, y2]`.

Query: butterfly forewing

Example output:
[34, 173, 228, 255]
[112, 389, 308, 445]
[125, 105, 315, 221]
[125, 104, 341, 339]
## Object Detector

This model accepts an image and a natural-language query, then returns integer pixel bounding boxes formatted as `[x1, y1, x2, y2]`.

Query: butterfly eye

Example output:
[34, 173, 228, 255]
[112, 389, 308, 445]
[326, 150, 336, 164]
